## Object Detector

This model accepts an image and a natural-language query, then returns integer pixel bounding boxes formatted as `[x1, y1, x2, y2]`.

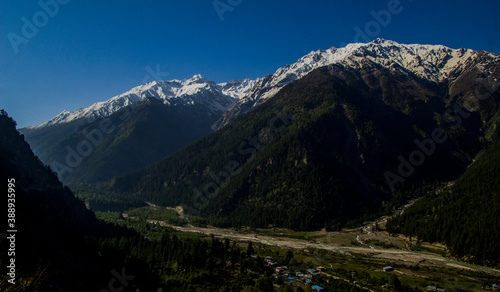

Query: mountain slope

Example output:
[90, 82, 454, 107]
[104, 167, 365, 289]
[0, 113, 105, 290]
[21, 74, 253, 157]
[102, 53, 499, 230]
[43, 97, 223, 185]
[21, 75, 257, 185]
[387, 140, 500, 266]
[27, 74, 242, 129]
[1, 111, 275, 292]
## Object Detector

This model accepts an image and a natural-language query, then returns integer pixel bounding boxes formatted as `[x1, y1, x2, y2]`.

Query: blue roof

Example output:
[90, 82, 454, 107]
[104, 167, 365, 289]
[305, 278, 313, 282]
[287, 277, 295, 280]
[312, 285, 324, 290]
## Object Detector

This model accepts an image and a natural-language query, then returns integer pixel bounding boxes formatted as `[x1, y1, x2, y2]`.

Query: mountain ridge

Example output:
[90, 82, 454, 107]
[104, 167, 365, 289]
[213, 38, 499, 130]
[20, 74, 260, 184]
[20, 39, 500, 193]
[27, 74, 256, 130]
[99, 51, 499, 229]
[27, 39, 497, 132]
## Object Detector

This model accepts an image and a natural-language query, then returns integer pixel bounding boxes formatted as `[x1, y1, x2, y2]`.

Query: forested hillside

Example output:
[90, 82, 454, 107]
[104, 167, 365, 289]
[40, 97, 220, 185]
[0, 112, 303, 291]
[1, 112, 107, 290]
[100, 61, 497, 230]
[386, 140, 500, 266]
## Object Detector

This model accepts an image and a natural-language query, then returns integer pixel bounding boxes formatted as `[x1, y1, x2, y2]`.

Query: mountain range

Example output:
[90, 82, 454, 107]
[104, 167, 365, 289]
[21, 39, 500, 187]
[20, 39, 500, 230]
[101, 51, 499, 229]
[20, 74, 257, 184]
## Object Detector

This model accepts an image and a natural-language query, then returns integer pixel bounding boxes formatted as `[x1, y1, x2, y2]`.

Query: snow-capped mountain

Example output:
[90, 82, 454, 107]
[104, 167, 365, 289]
[30, 74, 257, 129]
[219, 78, 261, 99]
[32, 38, 497, 132]
[212, 38, 499, 130]
[20, 74, 261, 181]
[339, 38, 482, 82]
[20, 38, 500, 187]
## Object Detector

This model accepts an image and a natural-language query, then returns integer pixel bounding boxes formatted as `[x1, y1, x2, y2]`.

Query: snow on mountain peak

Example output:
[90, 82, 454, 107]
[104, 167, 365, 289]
[218, 78, 261, 99]
[32, 39, 491, 131]
[31, 74, 251, 129]
[186, 74, 212, 84]
[254, 39, 480, 101]
[212, 39, 491, 131]
[341, 39, 477, 83]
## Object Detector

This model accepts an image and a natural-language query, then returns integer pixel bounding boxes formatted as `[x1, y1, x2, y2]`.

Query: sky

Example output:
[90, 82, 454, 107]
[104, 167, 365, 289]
[1, 0, 499, 128]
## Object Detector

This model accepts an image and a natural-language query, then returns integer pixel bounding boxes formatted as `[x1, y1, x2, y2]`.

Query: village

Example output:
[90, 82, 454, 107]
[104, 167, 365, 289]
[263, 255, 327, 291]
[262, 255, 406, 291]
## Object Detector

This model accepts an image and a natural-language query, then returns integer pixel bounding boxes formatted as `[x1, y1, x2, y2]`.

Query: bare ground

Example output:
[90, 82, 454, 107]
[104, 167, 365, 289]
[140, 200, 500, 278]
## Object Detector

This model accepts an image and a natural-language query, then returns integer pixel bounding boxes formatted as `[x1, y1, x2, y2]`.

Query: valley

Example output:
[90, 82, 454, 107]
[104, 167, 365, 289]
[5, 38, 500, 291]
[95, 201, 500, 291]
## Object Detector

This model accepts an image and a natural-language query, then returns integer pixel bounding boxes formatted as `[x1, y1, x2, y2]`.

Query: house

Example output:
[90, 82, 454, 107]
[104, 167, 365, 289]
[317, 266, 327, 272]
[265, 256, 273, 262]
[312, 285, 325, 291]
[286, 277, 295, 281]
[275, 266, 288, 273]
[304, 278, 313, 285]
[382, 266, 394, 272]
[426, 285, 437, 291]
[307, 269, 320, 276]
[493, 284, 499, 290]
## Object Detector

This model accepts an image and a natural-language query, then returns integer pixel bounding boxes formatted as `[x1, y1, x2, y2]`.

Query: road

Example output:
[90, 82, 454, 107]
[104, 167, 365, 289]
[141, 202, 500, 278]
[145, 219, 500, 278]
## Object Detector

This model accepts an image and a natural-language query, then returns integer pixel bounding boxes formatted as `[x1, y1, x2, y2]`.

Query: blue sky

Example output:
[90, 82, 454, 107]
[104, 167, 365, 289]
[1, 0, 499, 128]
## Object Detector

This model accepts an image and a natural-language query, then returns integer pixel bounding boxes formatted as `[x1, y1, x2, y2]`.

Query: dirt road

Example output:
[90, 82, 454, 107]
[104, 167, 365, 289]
[145, 219, 500, 277]
[143, 202, 500, 278]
